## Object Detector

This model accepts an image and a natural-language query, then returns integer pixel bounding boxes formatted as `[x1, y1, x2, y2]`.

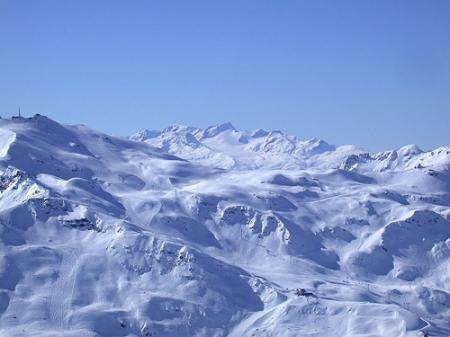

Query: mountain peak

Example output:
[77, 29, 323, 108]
[397, 144, 423, 157]
[163, 124, 198, 134]
[251, 128, 269, 138]
[201, 122, 237, 138]
[129, 129, 161, 141]
[301, 138, 336, 154]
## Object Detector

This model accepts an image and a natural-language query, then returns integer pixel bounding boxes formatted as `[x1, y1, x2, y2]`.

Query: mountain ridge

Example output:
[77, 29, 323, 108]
[131, 122, 449, 172]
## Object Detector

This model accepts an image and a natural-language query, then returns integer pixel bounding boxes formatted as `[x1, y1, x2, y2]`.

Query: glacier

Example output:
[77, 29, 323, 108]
[0, 115, 449, 336]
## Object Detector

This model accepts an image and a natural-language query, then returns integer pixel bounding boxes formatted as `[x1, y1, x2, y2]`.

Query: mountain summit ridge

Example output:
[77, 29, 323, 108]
[130, 122, 448, 172]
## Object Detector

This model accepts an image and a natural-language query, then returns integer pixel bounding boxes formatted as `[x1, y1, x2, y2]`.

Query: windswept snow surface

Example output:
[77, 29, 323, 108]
[0, 116, 449, 337]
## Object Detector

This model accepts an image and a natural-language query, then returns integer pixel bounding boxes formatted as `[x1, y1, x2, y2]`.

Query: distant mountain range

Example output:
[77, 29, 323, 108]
[131, 122, 449, 172]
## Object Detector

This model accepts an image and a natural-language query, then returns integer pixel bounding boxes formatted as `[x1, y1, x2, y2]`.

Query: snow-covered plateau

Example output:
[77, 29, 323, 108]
[0, 115, 449, 337]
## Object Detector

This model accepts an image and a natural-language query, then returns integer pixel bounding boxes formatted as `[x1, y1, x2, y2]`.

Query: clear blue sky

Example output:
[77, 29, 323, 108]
[1, 0, 449, 150]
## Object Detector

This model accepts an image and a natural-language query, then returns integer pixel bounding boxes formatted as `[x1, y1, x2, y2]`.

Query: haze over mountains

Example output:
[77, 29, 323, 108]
[0, 114, 449, 337]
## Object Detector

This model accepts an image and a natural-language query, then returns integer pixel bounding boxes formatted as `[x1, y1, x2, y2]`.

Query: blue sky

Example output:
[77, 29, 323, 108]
[1, 0, 449, 150]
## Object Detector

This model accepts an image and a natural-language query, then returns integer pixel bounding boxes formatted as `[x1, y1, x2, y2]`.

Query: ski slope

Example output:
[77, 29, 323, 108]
[0, 115, 449, 337]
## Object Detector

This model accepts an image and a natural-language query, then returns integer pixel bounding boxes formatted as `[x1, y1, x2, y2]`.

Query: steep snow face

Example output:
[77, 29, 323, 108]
[0, 115, 449, 337]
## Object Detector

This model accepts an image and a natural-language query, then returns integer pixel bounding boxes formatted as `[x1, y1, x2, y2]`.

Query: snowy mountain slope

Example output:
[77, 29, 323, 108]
[0, 115, 449, 337]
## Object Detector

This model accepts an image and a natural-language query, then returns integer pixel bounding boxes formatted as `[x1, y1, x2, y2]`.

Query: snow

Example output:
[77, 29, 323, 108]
[0, 115, 449, 336]
[130, 124, 347, 170]
[0, 130, 16, 158]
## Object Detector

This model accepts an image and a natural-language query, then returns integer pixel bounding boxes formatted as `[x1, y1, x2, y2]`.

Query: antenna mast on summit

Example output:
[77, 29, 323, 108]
[18, 106, 21, 118]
